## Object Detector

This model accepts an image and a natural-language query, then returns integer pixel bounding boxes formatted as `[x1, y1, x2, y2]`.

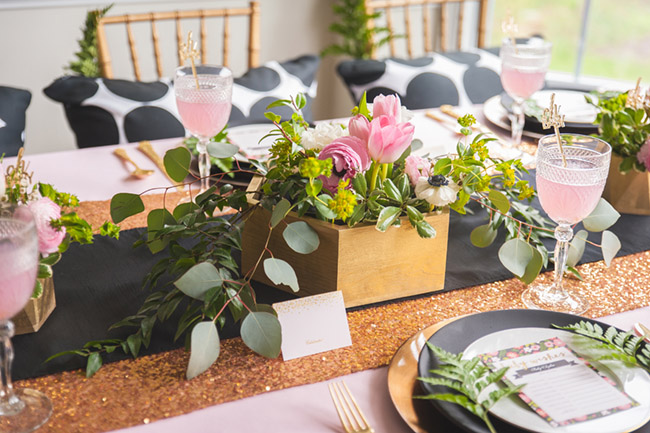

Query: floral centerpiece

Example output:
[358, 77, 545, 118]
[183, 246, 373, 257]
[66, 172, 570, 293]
[1, 150, 119, 330]
[591, 80, 650, 214]
[56, 93, 618, 379]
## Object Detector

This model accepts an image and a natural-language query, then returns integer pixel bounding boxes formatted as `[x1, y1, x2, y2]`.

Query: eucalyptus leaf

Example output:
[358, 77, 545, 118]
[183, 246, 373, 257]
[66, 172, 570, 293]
[271, 199, 292, 228]
[314, 194, 337, 220]
[240, 312, 282, 358]
[520, 247, 543, 285]
[186, 321, 220, 380]
[601, 230, 621, 267]
[498, 238, 534, 278]
[86, 352, 102, 378]
[110, 193, 145, 223]
[470, 224, 497, 248]
[566, 230, 588, 268]
[583, 199, 620, 232]
[147, 208, 176, 254]
[282, 221, 319, 254]
[376, 206, 401, 232]
[488, 189, 510, 214]
[207, 142, 239, 159]
[174, 262, 223, 300]
[263, 258, 299, 292]
[163, 147, 191, 182]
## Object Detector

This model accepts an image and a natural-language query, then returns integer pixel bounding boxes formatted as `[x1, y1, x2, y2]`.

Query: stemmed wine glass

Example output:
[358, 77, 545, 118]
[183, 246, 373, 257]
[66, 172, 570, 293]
[500, 38, 552, 146]
[175, 65, 233, 194]
[522, 134, 611, 314]
[0, 205, 52, 432]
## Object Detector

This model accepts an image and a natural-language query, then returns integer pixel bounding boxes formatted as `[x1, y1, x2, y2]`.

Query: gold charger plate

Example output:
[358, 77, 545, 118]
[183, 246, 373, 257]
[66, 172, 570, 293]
[387, 317, 462, 433]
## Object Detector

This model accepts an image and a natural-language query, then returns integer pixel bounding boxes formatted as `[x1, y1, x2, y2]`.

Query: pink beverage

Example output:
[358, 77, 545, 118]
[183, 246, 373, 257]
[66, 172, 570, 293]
[0, 220, 38, 320]
[176, 98, 231, 138]
[536, 159, 605, 225]
[501, 65, 546, 100]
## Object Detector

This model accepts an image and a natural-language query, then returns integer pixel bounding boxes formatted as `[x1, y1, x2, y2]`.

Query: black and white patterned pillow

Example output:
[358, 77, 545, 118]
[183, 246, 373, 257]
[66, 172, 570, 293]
[44, 54, 320, 148]
[0, 86, 32, 157]
[337, 48, 503, 109]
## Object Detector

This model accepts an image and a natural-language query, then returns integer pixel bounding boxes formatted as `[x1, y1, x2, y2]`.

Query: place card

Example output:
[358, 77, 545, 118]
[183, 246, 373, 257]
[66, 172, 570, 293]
[273, 291, 352, 361]
[478, 337, 638, 427]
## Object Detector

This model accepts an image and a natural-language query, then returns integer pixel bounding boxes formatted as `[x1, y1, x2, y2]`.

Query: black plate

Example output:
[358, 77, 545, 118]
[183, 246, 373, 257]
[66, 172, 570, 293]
[500, 92, 599, 135]
[416, 309, 650, 433]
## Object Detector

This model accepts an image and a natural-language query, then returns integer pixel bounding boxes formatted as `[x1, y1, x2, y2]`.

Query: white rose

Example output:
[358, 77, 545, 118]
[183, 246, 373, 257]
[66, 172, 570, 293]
[414, 176, 460, 207]
[400, 106, 414, 123]
[300, 122, 347, 151]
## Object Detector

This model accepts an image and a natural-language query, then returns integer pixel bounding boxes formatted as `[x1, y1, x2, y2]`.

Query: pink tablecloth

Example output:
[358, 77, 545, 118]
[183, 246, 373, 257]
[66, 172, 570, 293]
[111, 306, 650, 433]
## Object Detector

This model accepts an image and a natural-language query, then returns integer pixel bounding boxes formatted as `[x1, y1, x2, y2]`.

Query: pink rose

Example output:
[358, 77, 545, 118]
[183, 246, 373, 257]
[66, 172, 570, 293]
[404, 155, 432, 186]
[27, 197, 65, 255]
[318, 136, 369, 192]
[637, 137, 650, 170]
[372, 94, 401, 122]
[348, 114, 370, 143]
[367, 115, 414, 164]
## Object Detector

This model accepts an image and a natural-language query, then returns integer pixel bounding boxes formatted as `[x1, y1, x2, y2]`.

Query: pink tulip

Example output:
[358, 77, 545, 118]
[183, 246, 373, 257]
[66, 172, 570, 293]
[318, 136, 369, 192]
[367, 115, 414, 164]
[372, 94, 402, 122]
[404, 155, 432, 186]
[348, 114, 370, 143]
[27, 197, 65, 255]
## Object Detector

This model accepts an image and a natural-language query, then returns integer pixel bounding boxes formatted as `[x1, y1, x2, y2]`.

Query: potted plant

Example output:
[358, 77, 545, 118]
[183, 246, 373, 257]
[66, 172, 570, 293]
[1, 150, 119, 334]
[592, 83, 650, 214]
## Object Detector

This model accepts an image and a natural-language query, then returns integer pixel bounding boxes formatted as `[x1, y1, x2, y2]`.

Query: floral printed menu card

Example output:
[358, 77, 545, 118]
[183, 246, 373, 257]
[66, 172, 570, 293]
[478, 337, 638, 427]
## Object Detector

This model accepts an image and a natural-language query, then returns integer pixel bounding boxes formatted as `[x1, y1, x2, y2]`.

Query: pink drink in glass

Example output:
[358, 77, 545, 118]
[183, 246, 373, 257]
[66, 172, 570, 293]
[0, 221, 38, 320]
[537, 173, 605, 225]
[500, 65, 546, 100]
[176, 94, 231, 139]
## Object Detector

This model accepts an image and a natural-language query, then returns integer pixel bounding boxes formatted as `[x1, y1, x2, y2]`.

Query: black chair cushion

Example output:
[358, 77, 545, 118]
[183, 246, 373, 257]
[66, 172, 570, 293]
[0, 86, 32, 157]
[337, 49, 502, 109]
[44, 55, 320, 148]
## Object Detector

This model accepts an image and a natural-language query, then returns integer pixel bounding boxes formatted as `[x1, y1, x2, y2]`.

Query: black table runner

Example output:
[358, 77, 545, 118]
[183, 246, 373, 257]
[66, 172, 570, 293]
[13, 185, 650, 380]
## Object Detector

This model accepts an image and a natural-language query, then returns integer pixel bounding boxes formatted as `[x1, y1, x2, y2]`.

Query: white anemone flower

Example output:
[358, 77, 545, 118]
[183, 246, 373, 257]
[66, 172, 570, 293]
[414, 175, 460, 207]
[300, 122, 347, 150]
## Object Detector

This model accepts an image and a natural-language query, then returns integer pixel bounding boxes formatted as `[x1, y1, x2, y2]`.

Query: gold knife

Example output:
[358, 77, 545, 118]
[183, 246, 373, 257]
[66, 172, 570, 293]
[136, 140, 184, 191]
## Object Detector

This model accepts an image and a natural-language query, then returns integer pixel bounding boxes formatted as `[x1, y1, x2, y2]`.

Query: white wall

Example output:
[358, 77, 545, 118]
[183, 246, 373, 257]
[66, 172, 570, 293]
[0, 0, 353, 155]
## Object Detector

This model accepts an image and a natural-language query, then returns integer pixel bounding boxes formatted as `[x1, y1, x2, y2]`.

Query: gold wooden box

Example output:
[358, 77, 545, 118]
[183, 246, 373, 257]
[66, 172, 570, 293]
[13, 278, 56, 335]
[603, 154, 650, 215]
[241, 207, 450, 308]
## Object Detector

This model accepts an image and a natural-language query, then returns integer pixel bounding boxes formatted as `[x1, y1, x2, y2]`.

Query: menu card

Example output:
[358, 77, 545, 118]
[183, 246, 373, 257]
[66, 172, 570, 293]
[478, 337, 638, 427]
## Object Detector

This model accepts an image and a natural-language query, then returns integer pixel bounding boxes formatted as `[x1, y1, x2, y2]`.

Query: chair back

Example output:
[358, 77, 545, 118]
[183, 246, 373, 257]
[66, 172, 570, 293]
[364, 0, 489, 58]
[97, 1, 260, 80]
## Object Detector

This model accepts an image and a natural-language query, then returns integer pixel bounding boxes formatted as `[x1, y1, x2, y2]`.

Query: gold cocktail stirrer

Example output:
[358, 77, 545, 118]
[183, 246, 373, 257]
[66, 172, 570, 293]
[501, 13, 519, 54]
[180, 31, 200, 90]
[542, 93, 567, 167]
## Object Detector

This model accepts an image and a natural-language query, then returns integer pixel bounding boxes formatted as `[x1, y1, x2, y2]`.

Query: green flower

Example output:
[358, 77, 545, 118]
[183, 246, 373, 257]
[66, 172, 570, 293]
[328, 180, 357, 221]
[299, 157, 332, 179]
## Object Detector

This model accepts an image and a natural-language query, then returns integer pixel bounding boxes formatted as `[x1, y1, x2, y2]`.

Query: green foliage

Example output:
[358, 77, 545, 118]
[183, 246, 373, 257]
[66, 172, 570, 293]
[591, 90, 650, 172]
[416, 343, 524, 433]
[321, 0, 397, 59]
[66, 5, 113, 77]
[554, 321, 650, 371]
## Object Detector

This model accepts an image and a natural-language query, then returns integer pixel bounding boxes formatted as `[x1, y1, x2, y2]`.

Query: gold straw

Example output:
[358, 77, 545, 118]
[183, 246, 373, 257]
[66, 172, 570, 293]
[542, 93, 567, 167]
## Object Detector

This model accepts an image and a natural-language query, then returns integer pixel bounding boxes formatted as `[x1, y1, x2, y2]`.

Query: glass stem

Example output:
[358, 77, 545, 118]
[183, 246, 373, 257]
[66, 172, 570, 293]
[0, 320, 22, 414]
[196, 138, 211, 194]
[510, 100, 525, 147]
[551, 224, 574, 295]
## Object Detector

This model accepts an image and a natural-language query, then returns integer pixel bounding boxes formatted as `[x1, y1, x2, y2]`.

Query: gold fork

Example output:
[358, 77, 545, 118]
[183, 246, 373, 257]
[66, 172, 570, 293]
[328, 381, 375, 433]
[113, 148, 154, 178]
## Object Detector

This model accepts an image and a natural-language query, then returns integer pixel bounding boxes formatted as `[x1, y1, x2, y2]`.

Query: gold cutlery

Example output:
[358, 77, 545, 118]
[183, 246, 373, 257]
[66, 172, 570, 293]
[113, 148, 154, 178]
[328, 381, 374, 433]
[425, 111, 463, 135]
[136, 140, 184, 191]
[634, 322, 650, 342]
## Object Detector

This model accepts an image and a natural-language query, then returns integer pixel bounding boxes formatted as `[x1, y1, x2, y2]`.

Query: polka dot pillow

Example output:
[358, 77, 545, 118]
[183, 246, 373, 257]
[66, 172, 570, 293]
[337, 48, 503, 109]
[0, 86, 32, 157]
[44, 55, 320, 148]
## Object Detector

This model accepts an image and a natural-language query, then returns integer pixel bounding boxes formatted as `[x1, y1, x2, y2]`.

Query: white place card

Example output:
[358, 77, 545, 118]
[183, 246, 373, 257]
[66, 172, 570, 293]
[273, 291, 352, 361]
[478, 337, 638, 427]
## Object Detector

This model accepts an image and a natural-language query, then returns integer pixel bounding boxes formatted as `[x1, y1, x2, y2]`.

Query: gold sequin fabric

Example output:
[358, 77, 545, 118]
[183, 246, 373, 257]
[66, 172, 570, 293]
[16, 198, 650, 433]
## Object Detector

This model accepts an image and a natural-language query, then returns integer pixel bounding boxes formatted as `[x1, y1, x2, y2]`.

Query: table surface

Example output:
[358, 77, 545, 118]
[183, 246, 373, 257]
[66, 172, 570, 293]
[3, 107, 649, 433]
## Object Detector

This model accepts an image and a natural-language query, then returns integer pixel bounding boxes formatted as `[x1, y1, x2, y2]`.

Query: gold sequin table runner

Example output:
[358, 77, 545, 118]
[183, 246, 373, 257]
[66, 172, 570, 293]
[16, 198, 650, 433]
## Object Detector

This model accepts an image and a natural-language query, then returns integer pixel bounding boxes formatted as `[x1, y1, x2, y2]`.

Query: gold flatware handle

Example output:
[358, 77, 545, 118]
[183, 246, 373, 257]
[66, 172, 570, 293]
[440, 105, 483, 133]
[113, 148, 154, 178]
[136, 140, 184, 191]
[425, 111, 462, 135]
